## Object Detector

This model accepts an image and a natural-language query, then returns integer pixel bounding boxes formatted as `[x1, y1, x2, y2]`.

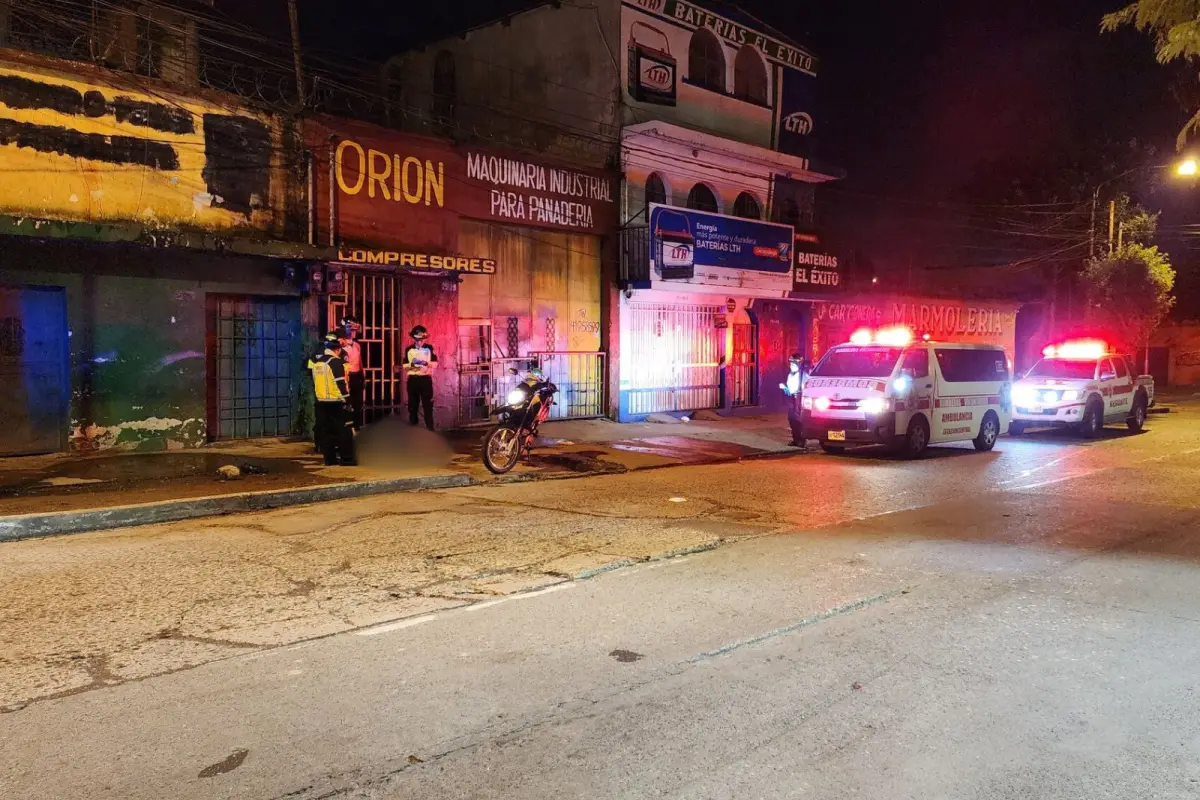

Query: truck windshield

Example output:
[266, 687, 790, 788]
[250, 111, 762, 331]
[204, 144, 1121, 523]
[1025, 359, 1096, 380]
[811, 347, 903, 378]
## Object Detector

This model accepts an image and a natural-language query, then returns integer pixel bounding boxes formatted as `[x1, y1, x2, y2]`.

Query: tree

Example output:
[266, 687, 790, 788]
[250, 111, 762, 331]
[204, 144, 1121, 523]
[1081, 243, 1176, 359]
[1102, 2, 1200, 147]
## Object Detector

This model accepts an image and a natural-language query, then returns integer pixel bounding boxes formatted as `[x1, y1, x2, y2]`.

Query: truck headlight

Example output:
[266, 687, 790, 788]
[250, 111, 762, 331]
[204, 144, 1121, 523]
[1013, 386, 1036, 406]
[858, 396, 888, 415]
[506, 388, 528, 406]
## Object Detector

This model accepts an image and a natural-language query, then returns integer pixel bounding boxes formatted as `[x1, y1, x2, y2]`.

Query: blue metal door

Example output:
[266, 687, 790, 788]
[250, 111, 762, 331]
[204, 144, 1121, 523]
[0, 286, 69, 455]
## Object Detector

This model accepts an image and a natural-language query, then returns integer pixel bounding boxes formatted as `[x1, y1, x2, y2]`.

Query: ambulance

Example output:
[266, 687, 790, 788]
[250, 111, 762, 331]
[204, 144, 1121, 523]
[800, 327, 1013, 458]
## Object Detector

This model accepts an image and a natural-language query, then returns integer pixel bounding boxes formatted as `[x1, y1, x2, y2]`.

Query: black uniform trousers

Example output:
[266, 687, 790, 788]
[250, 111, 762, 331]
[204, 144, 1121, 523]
[787, 393, 805, 446]
[315, 401, 356, 465]
[407, 375, 435, 430]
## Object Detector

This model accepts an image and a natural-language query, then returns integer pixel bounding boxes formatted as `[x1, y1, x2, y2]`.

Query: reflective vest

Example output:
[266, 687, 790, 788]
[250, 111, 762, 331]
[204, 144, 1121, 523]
[309, 353, 344, 402]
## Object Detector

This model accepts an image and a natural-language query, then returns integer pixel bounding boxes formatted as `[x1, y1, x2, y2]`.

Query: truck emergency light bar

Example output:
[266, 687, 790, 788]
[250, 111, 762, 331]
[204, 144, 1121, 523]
[1042, 340, 1109, 360]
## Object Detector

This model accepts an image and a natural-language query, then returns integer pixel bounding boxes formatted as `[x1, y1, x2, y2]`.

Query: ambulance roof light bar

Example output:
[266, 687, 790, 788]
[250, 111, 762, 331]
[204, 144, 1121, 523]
[1042, 339, 1109, 361]
[848, 327, 914, 347]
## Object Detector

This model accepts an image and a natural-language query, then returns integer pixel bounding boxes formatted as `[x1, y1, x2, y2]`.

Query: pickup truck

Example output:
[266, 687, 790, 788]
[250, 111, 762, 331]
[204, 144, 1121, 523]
[1010, 346, 1154, 438]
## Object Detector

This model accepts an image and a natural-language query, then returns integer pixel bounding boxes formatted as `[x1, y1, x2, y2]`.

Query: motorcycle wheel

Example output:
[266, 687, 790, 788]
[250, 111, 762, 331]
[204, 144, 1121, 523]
[482, 425, 523, 474]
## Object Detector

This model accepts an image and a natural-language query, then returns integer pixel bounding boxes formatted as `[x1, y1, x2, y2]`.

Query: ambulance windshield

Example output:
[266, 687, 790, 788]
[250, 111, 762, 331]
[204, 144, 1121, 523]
[811, 346, 904, 378]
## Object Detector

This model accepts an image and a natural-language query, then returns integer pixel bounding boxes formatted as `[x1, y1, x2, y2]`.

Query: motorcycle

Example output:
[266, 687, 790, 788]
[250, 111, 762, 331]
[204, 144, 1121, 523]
[482, 364, 558, 474]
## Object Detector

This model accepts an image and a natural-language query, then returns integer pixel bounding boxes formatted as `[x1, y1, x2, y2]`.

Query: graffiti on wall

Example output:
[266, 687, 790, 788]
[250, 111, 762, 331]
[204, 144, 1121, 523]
[0, 63, 276, 230]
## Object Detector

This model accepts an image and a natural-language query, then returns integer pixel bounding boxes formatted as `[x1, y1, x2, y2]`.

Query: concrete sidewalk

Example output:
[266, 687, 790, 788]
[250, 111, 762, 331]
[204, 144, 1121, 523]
[0, 413, 798, 540]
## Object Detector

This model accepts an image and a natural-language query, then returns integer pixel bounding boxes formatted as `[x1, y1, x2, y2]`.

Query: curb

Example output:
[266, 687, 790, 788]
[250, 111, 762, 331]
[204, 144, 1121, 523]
[0, 473, 472, 542]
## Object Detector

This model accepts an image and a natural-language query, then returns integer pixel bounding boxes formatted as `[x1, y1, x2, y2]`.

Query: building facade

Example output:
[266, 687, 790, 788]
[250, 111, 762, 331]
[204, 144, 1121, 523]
[389, 0, 845, 421]
[0, 39, 307, 455]
[305, 116, 618, 430]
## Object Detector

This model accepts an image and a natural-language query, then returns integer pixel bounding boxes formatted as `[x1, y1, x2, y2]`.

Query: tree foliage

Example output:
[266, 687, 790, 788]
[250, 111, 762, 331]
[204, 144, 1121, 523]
[1102, 2, 1200, 147]
[1082, 242, 1176, 351]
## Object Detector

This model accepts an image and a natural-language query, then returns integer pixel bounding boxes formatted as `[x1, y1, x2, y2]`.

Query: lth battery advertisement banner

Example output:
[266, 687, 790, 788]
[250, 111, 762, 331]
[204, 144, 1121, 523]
[647, 203, 794, 295]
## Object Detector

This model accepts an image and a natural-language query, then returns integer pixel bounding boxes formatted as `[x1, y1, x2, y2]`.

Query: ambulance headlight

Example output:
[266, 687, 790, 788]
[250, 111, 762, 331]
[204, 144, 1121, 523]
[1041, 390, 1059, 404]
[1062, 389, 1080, 402]
[801, 396, 813, 410]
[1013, 385, 1037, 406]
[506, 388, 528, 406]
[814, 396, 831, 412]
[858, 396, 888, 415]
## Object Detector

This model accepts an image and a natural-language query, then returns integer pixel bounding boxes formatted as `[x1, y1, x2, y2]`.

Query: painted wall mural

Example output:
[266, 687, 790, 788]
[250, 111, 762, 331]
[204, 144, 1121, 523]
[0, 59, 280, 232]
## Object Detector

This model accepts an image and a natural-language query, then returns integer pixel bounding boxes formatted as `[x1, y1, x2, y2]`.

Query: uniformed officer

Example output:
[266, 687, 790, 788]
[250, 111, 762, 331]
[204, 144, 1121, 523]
[403, 325, 437, 430]
[339, 314, 364, 429]
[308, 333, 357, 466]
[780, 352, 810, 447]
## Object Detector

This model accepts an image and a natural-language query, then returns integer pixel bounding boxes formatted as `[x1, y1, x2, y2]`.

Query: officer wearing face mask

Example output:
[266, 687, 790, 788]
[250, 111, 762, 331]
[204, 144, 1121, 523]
[780, 352, 810, 447]
[403, 325, 437, 430]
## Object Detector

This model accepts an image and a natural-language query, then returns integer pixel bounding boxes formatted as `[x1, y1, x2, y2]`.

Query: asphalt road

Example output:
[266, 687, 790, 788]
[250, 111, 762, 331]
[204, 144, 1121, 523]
[5, 410, 1200, 799]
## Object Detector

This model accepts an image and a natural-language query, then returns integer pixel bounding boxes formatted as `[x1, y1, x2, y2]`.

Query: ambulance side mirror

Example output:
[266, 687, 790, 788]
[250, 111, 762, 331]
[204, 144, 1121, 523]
[1100, 370, 1116, 381]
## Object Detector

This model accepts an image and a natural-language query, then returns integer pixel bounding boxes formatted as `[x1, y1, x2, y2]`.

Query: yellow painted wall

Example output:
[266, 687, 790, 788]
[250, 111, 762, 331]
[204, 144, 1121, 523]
[0, 55, 283, 233]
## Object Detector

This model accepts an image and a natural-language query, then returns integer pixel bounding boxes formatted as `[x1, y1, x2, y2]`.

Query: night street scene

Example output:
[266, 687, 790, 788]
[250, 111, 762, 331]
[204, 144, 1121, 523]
[9, 0, 1200, 798]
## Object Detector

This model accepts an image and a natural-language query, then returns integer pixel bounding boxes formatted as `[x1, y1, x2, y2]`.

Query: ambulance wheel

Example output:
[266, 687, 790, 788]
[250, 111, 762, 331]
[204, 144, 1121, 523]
[1127, 394, 1148, 432]
[820, 443, 846, 454]
[973, 411, 1000, 451]
[902, 416, 930, 458]
[1078, 398, 1103, 439]
[1008, 421, 1025, 436]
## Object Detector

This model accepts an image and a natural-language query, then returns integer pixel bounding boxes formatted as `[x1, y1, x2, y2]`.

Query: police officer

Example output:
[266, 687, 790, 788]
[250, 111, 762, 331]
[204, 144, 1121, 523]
[340, 314, 364, 430]
[780, 352, 810, 447]
[404, 325, 437, 430]
[308, 333, 357, 466]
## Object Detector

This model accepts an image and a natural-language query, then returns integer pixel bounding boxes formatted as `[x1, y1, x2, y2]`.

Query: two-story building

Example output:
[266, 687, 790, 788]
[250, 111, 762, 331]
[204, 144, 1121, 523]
[387, 0, 843, 421]
[0, 3, 309, 455]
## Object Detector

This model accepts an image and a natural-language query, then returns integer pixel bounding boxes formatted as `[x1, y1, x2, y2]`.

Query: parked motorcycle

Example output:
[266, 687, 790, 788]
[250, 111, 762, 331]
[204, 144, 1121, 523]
[482, 364, 558, 474]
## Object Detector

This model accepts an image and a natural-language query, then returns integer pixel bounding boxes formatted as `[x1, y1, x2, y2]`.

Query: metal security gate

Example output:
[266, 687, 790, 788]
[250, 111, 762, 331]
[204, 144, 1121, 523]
[458, 318, 493, 425]
[328, 271, 402, 423]
[461, 350, 607, 426]
[626, 302, 723, 416]
[730, 323, 758, 408]
[537, 352, 606, 419]
[209, 296, 301, 440]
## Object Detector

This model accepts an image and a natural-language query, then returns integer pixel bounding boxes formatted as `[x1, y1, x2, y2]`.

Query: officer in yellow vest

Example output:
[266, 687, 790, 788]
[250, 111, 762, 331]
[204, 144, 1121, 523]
[308, 333, 356, 466]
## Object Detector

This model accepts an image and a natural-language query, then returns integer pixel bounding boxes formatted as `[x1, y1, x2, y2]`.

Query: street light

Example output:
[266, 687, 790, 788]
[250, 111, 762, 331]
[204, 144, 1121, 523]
[1177, 158, 1199, 177]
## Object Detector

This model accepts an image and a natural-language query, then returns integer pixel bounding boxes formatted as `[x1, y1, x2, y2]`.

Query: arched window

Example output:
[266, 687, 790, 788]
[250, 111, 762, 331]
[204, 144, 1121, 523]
[645, 173, 667, 208]
[733, 192, 761, 219]
[687, 183, 719, 213]
[432, 50, 456, 130]
[688, 29, 725, 92]
[733, 45, 768, 104]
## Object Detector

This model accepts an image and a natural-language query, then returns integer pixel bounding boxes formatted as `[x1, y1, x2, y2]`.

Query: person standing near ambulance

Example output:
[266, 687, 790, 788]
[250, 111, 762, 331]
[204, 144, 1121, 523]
[339, 314, 364, 429]
[308, 333, 357, 466]
[403, 325, 437, 430]
[780, 352, 810, 447]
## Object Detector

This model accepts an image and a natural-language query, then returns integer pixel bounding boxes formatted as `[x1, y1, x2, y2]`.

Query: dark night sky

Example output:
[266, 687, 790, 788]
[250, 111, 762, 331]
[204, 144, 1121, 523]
[277, 0, 1196, 282]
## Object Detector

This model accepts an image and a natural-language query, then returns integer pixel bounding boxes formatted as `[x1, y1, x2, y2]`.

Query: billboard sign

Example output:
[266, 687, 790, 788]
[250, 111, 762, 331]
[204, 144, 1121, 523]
[648, 203, 794, 294]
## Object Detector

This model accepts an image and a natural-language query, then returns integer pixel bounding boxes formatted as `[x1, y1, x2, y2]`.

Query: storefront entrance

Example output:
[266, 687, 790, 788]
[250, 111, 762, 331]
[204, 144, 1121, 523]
[207, 295, 302, 440]
[0, 285, 69, 455]
[327, 271, 404, 424]
[624, 301, 724, 416]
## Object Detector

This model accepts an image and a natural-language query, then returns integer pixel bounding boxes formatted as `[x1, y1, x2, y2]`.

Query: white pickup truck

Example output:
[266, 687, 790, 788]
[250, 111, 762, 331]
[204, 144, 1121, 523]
[1010, 344, 1154, 437]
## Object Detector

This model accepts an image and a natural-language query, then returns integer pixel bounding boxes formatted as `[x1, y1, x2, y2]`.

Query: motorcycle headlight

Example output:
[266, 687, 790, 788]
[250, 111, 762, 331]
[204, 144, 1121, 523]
[506, 388, 528, 406]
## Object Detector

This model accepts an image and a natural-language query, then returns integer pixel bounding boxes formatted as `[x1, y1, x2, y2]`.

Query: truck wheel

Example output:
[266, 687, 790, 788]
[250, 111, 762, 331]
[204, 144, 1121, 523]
[1008, 421, 1025, 436]
[1078, 397, 1103, 439]
[973, 412, 1000, 451]
[1127, 394, 1148, 432]
[820, 443, 846, 454]
[902, 416, 930, 458]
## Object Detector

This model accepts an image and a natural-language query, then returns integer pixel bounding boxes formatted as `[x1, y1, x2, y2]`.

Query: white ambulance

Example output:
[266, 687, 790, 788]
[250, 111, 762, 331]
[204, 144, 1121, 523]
[800, 327, 1013, 458]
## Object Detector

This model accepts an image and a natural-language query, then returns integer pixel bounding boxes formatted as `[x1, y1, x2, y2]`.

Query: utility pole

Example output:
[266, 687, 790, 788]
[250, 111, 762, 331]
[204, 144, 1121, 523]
[1107, 199, 1116, 253]
[1117, 221, 1124, 252]
[287, 0, 305, 107]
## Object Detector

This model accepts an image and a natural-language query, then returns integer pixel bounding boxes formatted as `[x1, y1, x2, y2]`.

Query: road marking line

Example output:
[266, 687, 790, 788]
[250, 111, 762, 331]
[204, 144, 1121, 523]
[464, 582, 575, 611]
[685, 588, 907, 663]
[356, 615, 437, 636]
